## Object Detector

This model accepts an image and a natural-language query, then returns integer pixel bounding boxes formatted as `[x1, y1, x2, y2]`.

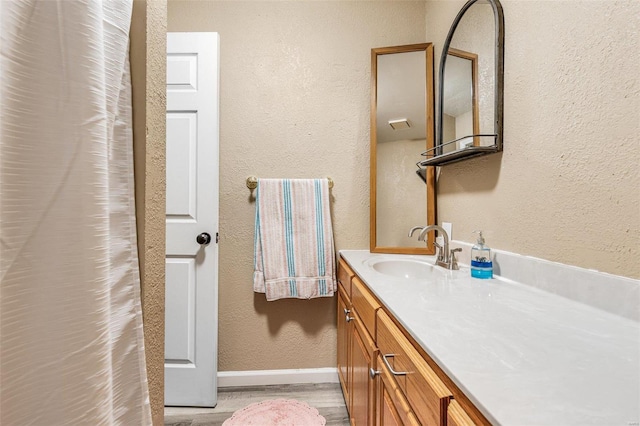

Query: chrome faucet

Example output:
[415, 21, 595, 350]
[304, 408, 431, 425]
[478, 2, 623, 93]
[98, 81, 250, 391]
[407, 225, 461, 270]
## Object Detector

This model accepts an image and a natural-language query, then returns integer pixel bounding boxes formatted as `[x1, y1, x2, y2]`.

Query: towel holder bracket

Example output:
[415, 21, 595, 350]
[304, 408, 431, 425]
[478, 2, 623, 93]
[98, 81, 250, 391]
[246, 176, 258, 189]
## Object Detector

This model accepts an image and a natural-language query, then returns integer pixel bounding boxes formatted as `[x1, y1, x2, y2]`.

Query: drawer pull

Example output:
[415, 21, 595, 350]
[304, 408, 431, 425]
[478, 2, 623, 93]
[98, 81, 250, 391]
[369, 368, 380, 379]
[346, 314, 354, 323]
[382, 354, 408, 376]
[343, 308, 351, 315]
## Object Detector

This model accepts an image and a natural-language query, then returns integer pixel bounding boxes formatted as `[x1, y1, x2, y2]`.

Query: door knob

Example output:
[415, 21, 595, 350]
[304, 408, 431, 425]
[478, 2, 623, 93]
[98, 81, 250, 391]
[196, 232, 212, 245]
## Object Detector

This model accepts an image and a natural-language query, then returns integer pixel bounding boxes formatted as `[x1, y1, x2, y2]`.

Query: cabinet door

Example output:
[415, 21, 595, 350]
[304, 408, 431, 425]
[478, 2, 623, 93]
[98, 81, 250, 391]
[351, 314, 377, 426]
[377, 310, 452, 425]
[337, 287, 351, 403]
[379, 378, 402, 426]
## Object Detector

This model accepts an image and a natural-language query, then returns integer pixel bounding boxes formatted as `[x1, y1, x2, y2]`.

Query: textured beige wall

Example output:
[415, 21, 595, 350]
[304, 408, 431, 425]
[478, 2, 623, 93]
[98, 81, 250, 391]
[427, 0, 640, 279]
[168, 0, 427, 371]
[131, 0, 167, 423]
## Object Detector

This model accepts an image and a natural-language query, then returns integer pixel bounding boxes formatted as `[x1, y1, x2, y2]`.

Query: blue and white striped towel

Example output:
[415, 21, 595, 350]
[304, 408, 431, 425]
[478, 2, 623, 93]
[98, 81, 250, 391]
[253, 179, 336, 301]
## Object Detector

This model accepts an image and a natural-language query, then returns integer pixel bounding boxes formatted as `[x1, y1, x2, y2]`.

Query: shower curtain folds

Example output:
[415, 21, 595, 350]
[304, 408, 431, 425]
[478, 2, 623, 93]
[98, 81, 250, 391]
[0, 1, 151, 424]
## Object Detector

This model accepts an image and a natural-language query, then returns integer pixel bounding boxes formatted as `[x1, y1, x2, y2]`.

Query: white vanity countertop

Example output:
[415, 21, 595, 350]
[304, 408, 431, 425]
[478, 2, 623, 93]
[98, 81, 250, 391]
[339, 250, 640, 426]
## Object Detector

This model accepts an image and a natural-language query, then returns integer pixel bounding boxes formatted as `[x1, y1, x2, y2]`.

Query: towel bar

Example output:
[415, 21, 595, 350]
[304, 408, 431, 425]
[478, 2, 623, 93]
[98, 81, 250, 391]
[246, 176, 333, 190]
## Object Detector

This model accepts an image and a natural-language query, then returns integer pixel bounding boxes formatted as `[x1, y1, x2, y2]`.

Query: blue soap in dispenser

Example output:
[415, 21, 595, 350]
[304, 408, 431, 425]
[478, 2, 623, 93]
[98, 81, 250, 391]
[471, 231, 493, 279]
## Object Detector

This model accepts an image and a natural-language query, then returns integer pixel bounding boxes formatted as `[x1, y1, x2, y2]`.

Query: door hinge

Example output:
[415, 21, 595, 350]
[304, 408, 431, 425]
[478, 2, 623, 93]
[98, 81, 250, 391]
[216, 232, 219, 244]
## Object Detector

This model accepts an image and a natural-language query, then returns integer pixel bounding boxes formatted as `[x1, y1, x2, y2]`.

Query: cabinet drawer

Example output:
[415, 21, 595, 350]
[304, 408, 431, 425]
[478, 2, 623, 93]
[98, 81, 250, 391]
[338, 257, 355, 299]
[378, 354, 420, 426]
[447, 400, 476, 426]
[351, 277, 380, 339]
[376, 310, 452, 426]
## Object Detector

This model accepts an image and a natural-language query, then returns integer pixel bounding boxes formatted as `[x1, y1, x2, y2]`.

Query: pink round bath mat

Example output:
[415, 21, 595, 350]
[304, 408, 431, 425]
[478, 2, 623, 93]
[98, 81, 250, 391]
[222, 398, 326, 426]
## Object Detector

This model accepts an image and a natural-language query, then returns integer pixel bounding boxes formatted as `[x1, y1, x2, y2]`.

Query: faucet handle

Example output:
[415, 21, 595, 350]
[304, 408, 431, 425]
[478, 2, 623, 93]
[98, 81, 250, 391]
[433, 240, 444, 260]
[449, 248, 462, 270]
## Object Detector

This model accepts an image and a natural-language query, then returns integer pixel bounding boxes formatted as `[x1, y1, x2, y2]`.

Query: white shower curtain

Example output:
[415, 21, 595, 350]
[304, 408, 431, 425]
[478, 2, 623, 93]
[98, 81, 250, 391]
[0, 1, 152, 425]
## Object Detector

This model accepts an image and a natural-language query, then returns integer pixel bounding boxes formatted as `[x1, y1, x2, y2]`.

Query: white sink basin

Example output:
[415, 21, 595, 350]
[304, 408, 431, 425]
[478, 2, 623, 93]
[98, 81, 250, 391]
[369, 258, 439, 279]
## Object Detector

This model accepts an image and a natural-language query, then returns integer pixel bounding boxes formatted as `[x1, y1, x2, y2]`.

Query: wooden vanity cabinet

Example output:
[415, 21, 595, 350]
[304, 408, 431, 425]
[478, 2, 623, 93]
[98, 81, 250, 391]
[337, 286, 351, 404]
[337, 258, 354, 406]
[337, 256, 488, 426]
[337, 259, 380, 426]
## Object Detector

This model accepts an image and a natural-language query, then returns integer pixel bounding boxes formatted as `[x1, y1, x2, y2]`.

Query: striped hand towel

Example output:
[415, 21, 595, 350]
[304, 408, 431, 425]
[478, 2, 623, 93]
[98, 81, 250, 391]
[253, 179, 336, 301]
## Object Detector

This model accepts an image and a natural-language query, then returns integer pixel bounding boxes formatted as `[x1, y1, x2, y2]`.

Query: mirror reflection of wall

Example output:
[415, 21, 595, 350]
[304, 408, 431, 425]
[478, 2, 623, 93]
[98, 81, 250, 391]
[442, 49, 478, 152]
[447, 1, 495, 147]
[376, 139, 426, 247]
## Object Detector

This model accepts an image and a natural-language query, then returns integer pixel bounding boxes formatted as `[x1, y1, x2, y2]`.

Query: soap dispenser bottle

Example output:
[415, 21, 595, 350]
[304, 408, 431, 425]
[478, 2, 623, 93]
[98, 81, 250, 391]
[471, 231, 493, 279]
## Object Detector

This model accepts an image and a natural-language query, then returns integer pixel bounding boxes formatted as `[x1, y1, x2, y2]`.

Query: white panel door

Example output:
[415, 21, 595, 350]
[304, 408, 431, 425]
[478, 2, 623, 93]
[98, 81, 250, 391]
[165, 32, 219, 407]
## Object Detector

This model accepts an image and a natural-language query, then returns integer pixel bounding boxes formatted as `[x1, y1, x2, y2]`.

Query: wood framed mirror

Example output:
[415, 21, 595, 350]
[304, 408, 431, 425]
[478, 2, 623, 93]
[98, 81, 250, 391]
[442, 48, 479, 153]
[370, 43, 436, 254]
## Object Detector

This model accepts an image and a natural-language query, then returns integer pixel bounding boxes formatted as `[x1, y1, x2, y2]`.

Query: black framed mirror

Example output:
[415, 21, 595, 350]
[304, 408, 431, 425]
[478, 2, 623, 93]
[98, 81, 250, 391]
[421, 0, 504, 167]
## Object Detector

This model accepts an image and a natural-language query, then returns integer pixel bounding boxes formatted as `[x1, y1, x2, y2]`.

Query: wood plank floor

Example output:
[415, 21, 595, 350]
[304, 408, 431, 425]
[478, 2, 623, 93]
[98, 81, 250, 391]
[164, 383, 350, 426]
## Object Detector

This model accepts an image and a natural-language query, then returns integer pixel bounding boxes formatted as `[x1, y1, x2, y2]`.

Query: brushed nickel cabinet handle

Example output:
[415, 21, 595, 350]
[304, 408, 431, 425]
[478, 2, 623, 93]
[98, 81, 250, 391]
[382, 354, 408, 376]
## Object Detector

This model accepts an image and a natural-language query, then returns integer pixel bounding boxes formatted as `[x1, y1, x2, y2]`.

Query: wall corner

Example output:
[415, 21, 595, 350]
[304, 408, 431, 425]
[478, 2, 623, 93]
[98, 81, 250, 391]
[130, 0, 167, 424]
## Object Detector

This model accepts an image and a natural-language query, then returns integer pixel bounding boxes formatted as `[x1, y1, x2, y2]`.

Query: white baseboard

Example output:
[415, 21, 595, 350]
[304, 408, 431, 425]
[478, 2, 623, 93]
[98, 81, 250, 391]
[217, 367, 339, 388]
